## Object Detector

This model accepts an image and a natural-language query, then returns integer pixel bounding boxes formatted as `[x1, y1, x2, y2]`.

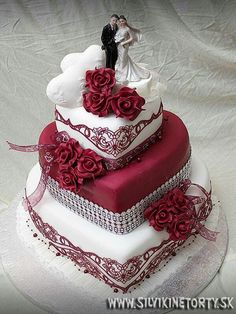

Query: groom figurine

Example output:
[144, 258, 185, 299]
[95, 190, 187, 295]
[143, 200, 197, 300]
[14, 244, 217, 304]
[101, 14, 119, 70]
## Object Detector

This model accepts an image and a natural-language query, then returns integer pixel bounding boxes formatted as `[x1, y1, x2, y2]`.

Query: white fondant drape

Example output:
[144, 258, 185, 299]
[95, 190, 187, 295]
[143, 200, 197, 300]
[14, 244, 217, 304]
[0, 0, 236, 313]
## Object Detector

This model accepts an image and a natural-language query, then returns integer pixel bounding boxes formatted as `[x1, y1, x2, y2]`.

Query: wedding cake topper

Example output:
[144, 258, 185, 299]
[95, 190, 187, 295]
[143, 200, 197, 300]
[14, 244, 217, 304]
[46, 15, 164, 111]
[101, 14, 150, 83]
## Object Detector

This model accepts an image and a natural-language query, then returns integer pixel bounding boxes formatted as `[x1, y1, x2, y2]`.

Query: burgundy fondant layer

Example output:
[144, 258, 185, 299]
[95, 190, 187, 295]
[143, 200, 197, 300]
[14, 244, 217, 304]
[38, 111, 191, 214]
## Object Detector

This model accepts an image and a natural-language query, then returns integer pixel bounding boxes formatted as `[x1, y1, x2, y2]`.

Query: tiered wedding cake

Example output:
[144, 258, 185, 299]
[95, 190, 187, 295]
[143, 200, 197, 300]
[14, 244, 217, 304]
[10, 45, 217, 293]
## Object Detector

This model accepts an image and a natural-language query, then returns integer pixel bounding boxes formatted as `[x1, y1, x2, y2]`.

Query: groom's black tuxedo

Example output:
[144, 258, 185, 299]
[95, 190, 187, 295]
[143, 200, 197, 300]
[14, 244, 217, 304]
[101, 23, 118, 70]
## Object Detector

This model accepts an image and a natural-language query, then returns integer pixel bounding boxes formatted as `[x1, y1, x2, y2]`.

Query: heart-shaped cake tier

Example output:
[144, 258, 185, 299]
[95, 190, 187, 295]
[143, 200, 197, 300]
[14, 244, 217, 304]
[39, 111, 191, 215]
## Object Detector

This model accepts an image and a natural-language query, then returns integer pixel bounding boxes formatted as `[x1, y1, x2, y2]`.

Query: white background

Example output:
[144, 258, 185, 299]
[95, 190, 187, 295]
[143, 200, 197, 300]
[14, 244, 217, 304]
[0, 0, 236, 313]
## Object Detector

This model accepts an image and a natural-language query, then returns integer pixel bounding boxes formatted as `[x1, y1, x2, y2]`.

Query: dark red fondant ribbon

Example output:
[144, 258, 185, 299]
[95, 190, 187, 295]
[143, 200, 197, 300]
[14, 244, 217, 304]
[179, 180, 219, 241]
[194, 221, 219, 241]
[7, 131, 69, 207]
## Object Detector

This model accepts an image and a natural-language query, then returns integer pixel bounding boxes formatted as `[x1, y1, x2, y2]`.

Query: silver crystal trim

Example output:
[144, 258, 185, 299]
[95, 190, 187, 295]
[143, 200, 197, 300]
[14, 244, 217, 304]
[47, 157, 191, 235]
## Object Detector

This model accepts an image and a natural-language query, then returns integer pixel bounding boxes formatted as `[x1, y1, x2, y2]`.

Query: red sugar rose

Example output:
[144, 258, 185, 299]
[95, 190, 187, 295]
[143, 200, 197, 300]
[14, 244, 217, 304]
[54, 135, 105, 189]
[54, 138, 83, 168]
[76, 148, 105, 179]
[58, 167, 83, 193]
[107, 87, 145, 121]
[83, 91, 111, 117]
[168, 214, 194, 241]
[165, 187, 194, 214]
[144, 187, 196, 241]
[85, 68, 115, 93]
[144, 200, 178, 232]
[83, 68, 145, 120]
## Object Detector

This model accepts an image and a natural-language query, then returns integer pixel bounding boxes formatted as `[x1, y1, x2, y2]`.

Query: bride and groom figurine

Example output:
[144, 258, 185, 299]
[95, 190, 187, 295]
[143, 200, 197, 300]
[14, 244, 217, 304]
[101, 14, 150, 83]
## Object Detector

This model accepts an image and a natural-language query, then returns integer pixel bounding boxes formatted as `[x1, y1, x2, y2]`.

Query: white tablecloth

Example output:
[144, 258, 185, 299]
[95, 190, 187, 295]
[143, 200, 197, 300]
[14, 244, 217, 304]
[0, 1, 236, 313]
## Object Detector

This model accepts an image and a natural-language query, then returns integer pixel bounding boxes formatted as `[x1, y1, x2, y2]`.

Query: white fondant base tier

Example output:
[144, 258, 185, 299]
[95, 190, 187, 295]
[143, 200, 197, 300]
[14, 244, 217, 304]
[0, 192, 226, 314]
[14, 155, 218, 292]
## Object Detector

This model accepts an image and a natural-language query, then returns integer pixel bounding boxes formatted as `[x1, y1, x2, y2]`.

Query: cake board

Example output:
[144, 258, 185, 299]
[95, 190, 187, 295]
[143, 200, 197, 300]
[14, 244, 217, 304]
[0, 191, 228, 314]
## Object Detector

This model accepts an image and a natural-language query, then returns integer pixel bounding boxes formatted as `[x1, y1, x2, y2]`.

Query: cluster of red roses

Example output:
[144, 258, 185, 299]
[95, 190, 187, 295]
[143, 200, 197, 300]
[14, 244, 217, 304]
[144, 187, 197, 241]
[83, 68, 145, 121]
[54, 138, 105, 193]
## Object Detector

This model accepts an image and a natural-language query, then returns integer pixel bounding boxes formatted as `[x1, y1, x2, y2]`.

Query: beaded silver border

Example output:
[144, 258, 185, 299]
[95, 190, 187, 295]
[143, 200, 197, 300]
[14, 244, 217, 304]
[47, 157, 191, 235]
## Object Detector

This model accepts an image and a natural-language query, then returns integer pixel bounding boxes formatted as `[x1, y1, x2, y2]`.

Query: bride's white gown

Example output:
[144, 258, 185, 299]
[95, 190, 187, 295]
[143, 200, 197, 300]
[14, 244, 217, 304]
[114, 27, 150, 82]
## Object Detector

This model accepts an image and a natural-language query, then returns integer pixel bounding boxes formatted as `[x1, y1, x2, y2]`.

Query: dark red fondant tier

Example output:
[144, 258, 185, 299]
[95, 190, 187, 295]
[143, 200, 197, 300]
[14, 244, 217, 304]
[39, 111, 191, 214]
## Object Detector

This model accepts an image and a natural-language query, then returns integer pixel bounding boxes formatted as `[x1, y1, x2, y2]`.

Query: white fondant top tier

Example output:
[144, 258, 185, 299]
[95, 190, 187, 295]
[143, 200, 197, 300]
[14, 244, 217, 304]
[55, 92, 163, 160]
[46, 45, 166, 160]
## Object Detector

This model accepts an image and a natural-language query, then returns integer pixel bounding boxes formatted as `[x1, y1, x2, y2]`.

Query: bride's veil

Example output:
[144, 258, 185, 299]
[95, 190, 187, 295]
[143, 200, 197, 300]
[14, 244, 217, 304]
[126, 23, 142, 45]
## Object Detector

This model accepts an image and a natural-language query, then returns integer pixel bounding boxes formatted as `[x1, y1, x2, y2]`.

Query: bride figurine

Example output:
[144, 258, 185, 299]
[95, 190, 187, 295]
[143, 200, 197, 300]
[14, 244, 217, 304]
[114, 15, 150, 83]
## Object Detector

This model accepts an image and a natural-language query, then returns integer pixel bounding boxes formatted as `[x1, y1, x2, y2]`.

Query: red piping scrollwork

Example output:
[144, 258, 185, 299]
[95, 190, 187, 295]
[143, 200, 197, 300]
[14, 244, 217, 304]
[55, 103, 163, 158]
[23, 179, 213, 293]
